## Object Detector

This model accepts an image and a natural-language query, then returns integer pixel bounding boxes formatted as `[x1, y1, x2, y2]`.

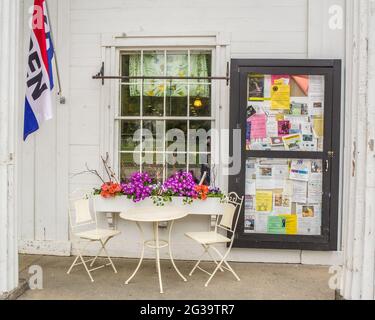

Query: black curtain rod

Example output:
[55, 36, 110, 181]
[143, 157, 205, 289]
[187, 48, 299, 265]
[92, 75, 230, 81]
[92, 62, 230, 85]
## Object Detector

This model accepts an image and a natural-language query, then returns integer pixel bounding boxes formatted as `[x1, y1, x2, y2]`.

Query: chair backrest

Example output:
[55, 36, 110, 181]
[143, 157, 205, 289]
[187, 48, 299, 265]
[68, 192, 97, 231]
[217, 192, 244, 238]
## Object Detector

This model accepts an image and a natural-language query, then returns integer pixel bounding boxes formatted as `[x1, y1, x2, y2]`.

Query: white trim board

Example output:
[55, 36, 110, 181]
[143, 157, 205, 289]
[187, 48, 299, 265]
[18, 240, 72, 257]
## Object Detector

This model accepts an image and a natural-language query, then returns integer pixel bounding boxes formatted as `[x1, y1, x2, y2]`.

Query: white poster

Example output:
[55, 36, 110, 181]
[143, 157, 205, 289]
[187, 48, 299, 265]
[308, 75, 325, 115]
[292, 180, 308, 203]
[296, 204, 322, 235]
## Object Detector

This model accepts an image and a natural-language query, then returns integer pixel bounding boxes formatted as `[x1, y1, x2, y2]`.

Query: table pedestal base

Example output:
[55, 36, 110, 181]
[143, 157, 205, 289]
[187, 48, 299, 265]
[125, 220, 187, 294]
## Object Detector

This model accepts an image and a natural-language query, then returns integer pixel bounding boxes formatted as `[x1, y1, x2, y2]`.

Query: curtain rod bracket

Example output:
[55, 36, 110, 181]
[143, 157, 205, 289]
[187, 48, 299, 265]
[93, 62, 105, 85]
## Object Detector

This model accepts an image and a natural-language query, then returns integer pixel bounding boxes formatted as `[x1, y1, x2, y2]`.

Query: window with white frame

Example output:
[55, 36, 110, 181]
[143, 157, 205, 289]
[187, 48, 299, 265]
[118, 49, 213, 183]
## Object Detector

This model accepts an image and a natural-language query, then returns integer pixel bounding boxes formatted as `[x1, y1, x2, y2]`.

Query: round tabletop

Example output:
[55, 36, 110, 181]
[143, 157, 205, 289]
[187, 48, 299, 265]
[120, 206, 188, 222]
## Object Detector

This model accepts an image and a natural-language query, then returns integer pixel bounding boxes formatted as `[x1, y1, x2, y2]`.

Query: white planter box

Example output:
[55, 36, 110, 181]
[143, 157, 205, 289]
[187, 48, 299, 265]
[93, 195, 224, 216]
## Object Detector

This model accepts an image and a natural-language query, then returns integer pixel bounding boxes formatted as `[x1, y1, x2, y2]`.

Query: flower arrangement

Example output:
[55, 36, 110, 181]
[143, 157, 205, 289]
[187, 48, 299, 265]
[96, 171, 224, 206]
[87, 154, 223, 206]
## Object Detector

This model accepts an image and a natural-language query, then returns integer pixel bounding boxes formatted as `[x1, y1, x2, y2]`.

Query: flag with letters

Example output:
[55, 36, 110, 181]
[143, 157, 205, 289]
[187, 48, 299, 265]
[24, 0, 55, 141]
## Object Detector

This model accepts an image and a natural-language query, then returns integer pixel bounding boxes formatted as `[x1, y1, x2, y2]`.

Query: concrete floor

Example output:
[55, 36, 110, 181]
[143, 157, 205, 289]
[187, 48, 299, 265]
[18, 255, 335, 300]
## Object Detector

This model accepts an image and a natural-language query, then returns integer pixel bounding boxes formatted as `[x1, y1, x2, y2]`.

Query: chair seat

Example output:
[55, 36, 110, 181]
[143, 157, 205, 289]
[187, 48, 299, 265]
[76, 229, 121, 241]
[185, 231, 231, 245]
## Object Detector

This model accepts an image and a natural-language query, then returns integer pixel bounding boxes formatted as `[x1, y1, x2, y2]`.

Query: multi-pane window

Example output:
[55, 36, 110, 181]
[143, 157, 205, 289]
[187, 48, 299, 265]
[118, 50, 213, 183]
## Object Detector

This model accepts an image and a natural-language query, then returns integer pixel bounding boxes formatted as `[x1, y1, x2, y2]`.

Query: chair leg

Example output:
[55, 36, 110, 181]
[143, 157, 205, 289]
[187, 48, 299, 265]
[189, 246, 208, 276]
[100, 238, 118, 274]
[205, 259, 224, 287]
[223, 260, 241, 281]
[209, 246, 240, 283]
[206, 246, 225, 273]
[67, 255, 80, 275]
[79, 254, 94, 282]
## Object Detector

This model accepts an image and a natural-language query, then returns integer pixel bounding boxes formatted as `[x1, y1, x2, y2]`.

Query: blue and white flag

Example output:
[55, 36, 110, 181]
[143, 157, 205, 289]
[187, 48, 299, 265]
[24, 0, 54, 141]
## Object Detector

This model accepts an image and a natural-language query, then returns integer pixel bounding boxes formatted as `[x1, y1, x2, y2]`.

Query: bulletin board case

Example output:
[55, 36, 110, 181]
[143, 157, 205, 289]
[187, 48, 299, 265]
[229, 59, 341, 251]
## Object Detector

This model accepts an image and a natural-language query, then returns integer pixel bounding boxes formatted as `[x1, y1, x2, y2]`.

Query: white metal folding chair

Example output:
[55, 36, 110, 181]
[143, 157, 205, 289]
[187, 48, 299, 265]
[67, 193, 121, 282]
[185, 192, 244, 287]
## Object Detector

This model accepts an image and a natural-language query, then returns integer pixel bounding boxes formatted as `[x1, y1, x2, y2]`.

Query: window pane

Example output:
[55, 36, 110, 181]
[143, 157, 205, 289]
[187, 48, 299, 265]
[166, 120, 187, 151]
[143, 51, 165, 76]
[143, 120, 164, 153]
[166, 83, 188, 116]
[244, 158, 323, 236]
[166, 153, 187, 178]
[189, 153, 211, 185]
[121, 85, 140, 116]
[120, 153, 140, 181]
[143, 81, 164, 116]
[120, 120, 141, 151]
[142, 153, 164, 182]
[121, 52, 141, 83]
[189, 120, 211, 153]
[167, 51, 188, 77]
[246, 74, 325, 152]
[190, 51, 212, 78]
[190, 85, 211, 117]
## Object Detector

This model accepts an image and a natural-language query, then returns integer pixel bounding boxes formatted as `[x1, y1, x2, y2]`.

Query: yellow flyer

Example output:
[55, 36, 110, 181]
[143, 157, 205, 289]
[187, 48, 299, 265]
[279, 214, 298, 235]
[256, 191, 273, 212]
[271, 83, 290, 110]
[313, 116, 324, 137]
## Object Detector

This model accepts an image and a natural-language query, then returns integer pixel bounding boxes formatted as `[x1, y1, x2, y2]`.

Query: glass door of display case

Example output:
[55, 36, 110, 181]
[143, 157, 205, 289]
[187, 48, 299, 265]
[229, 60, 341, 250]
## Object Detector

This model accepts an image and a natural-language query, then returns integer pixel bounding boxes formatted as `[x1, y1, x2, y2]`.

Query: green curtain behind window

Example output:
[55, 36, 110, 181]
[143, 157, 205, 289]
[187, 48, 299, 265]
[129, 53, 210, 98]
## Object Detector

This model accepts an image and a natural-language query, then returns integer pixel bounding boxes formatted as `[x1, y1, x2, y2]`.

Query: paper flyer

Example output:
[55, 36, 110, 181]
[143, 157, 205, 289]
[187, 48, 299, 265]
[271, 82, 291, 110]
[292, 180, 308, 203]
[313, 116, 324, 138]
[267, 216, 285, 234]
[289, 160, 311, 181]
[296, 204, 322, 235]
[254, 212, 269, 233]
[267, 214, 297, 235]
[244, 214, 256, 233]
[308, 173, 323, 203]
[278, 120, 290, 136]
[282, 134, 302, 151]
[248, 74, 265, 100]
[249, 114, 267, 139]
[256, 190, 273, 212]
[273, 192, 292, 214]
[308, 75, 325, 115]
[245, 195, 255, 211]
[266, 117, 279, 137]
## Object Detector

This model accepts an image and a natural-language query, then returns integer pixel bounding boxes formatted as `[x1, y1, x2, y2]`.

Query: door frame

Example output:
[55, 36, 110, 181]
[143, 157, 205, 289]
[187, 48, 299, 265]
[229, 59, 342, 251]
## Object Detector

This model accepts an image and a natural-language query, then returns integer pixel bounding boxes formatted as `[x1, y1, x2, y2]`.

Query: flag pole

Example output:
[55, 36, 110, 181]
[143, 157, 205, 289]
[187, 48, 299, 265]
[44, 0, 62, 96]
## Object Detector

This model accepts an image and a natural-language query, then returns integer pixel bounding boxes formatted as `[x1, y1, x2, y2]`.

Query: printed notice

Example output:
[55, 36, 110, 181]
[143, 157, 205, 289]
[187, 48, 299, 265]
[249, 114, 267, 139]
[256, 190, 273, 212]
[267, 214, 297, 235]
[309, 75, 324, 115]
[289, 160, 311, 182]
[292, 180, 308, 203]
[271, 83, 291, 110]
[297, 204, 321, 235]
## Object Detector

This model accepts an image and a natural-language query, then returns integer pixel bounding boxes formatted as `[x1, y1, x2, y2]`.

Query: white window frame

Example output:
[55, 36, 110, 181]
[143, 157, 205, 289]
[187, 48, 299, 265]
[99, 33, 231, 190]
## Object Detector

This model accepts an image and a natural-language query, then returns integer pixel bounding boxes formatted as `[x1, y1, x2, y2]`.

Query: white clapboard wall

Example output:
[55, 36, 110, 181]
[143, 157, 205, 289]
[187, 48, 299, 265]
[17, 0, 345, 264]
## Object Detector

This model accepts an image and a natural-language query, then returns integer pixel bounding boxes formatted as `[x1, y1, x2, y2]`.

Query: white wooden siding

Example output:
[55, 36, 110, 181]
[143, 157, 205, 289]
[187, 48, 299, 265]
[18, 0, 345, 264]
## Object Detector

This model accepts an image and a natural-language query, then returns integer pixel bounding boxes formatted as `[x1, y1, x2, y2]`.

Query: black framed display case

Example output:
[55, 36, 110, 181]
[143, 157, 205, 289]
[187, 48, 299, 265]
[229, 59, 341, 251]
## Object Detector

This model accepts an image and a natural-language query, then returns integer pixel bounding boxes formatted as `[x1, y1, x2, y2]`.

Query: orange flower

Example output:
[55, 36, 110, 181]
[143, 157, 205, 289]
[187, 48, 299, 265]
[194, 185, 209, 200]
[101, 182, 122, 198]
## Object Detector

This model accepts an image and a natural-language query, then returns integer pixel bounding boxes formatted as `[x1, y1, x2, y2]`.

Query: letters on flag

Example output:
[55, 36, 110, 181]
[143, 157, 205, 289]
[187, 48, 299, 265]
[24, 0, 54, 141]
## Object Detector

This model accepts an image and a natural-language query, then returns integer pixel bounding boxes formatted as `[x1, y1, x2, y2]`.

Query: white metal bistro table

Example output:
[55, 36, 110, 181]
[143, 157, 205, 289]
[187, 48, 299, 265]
[120, 206, 188, 294]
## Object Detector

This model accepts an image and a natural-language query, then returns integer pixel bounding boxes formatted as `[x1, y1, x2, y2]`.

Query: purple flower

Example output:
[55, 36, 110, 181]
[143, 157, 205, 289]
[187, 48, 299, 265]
[121, 172, 153, 202]
[162, 171, 197, 198]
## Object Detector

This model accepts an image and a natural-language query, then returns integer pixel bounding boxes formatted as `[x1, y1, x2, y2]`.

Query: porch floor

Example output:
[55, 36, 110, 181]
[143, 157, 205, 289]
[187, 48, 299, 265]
[18, 255, 335, 300]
